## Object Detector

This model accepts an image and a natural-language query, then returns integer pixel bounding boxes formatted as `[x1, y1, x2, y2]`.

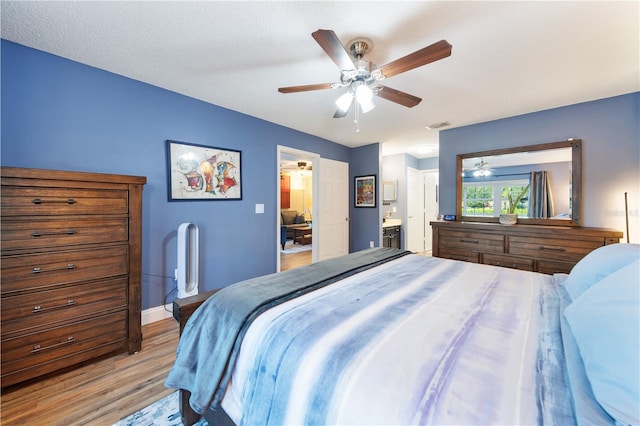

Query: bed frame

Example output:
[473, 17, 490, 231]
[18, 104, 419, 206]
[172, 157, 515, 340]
[172, 289, 235, 426]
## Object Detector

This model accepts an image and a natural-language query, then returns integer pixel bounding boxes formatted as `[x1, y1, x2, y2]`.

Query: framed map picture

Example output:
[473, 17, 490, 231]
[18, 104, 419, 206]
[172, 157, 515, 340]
[166, 140, 242, 201]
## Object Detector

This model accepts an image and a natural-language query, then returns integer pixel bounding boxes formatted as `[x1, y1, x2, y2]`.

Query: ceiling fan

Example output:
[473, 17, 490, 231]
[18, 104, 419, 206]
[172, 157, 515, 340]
[278, 29, 452, 123]
[464, 158, 493, 177]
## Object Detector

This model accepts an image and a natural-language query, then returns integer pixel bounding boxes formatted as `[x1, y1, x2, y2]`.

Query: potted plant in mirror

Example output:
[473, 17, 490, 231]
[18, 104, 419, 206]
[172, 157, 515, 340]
[500, 184, 530, 225]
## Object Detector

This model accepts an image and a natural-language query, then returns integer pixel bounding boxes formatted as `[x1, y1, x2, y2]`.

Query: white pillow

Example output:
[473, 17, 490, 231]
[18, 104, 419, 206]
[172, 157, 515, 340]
[564, 260, 640, 425]
[563, 243, 639, 301]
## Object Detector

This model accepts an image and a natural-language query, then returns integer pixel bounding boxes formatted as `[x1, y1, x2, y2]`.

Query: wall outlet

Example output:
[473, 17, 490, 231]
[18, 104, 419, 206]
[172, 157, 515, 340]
[369, 241, 374, 248]
[392, 207, 397, 213]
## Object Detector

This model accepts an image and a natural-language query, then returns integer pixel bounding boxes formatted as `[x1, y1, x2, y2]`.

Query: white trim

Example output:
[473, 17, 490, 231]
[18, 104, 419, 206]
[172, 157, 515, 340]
[142, 304, 173, 325]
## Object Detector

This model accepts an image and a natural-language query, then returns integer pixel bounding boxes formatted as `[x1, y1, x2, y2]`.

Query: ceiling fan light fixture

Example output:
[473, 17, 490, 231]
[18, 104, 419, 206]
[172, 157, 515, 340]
[359, 97, 375, 114]
[473, 169, 491, 177]
[355, 83, 373, 103]
[335, 92, 353, 112]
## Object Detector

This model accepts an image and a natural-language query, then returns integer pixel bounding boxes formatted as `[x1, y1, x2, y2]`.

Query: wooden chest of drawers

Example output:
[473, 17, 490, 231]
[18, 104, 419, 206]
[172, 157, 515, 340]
[431, 221, 622, 274]
[1, 167, 146, 387]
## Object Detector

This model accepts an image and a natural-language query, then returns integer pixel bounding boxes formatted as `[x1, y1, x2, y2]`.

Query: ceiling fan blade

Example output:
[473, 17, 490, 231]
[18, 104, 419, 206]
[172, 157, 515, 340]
[278, 83, 334, 93]
[379, 40, 452, 78]
[375, 85, 422, 108]
[312, 29, 356, 71]
[333, 107, 349, 118]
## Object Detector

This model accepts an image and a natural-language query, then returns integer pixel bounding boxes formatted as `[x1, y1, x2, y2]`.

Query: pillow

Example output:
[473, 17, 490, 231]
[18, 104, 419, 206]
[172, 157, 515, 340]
[281, 210, 298, 225]
[294, 214, 306, 224]
[564, 260, 640, 425]
[563, 243, 639, 301]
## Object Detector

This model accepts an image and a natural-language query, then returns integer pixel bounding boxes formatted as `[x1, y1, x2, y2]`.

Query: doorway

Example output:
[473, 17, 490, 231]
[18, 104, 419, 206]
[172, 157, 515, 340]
[421, 169, 439, 253]
[277, 146, 318, 271]
[406, 168, 439, 253]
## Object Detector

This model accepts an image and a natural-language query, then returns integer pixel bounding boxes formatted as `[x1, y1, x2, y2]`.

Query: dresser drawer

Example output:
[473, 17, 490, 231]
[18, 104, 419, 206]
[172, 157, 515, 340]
[1, 246, 128, 294]
[483, 253, 534, 271]
[536, 259, 575, 275]
[1, 311, 127, 384]
[1, 187, 128, 217]
[509, 235, 603, 263]
[439, 229, 504, 254]
[438, 249, 481, 263]
[1, 218, 128, 251]
[1, 277, 128, 336]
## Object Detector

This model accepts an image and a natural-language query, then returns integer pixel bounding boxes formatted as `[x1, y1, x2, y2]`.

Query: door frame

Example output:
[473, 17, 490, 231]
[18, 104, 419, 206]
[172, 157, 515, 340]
[276, 145, 319, 272]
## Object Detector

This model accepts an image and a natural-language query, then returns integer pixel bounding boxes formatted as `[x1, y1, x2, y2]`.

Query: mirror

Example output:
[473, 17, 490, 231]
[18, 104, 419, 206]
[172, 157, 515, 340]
[383, 180, 397, 201]
[456, 139, 582, 226]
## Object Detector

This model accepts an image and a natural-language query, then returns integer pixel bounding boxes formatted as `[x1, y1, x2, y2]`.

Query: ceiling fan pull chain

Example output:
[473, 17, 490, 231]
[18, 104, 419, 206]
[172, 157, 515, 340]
[354, 103, 360, 133]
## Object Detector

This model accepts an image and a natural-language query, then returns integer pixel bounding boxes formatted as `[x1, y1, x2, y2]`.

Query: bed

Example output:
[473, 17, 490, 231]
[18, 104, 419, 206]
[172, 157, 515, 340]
[166, 245, 639, 426]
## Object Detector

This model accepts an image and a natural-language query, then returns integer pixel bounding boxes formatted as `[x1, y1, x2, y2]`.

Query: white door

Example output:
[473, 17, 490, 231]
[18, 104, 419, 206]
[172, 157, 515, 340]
[314, 158, 349, 261]
[422, 170, 439, 252]
[406, 167, 423, 252]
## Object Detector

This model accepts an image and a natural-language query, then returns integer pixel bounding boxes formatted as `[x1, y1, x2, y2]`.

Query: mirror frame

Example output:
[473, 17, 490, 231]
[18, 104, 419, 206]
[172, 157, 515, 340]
[383, 180, 397, 201]
[456, 139, 582, 226]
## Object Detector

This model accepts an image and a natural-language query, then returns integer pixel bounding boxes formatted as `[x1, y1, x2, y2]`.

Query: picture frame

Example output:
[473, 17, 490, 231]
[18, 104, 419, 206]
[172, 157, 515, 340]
[354, 174, 376, 208]
[165, 140, 242, 201]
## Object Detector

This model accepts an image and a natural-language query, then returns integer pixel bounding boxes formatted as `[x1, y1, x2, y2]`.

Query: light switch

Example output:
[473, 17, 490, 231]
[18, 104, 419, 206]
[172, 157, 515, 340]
[255, 203, 264, 214]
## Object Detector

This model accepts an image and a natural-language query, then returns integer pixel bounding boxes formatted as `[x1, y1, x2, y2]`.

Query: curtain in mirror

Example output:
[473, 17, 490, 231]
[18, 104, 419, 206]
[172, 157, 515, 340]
[529, 171, 554, 218]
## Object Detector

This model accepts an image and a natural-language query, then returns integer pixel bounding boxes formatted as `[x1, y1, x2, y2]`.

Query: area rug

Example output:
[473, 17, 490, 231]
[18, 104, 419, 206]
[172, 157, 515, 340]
[113, 391, 208, 426]
[281, 239, 312, 254]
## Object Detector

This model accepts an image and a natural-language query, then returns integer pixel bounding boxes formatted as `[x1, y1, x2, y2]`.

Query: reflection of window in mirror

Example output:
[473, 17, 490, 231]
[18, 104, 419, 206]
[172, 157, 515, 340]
[383, 180, 396, 201]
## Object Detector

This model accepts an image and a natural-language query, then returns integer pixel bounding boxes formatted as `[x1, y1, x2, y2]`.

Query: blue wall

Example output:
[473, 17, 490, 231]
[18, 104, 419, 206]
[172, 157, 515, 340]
[439, 92, 640, 242]
[350, 143, 381, 251]
[1, 40, 365, 310]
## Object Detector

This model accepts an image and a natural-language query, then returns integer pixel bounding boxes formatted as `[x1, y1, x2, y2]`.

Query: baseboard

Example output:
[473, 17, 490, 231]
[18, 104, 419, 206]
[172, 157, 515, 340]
[142, 303, 173, 325]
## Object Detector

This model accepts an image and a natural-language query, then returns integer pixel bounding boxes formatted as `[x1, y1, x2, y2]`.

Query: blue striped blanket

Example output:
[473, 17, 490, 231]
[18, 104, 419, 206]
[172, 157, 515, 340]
[165, 247, 410, 415]
[169, 251, 576, 425]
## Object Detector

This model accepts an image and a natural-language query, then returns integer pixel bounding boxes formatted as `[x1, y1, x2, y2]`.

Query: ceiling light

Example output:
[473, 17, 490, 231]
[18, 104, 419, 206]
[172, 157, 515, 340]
[415, 144, 437, 154]
[359, 97, 375, 113]
[355, 83, 373, 103]
[335, 92, 353, 112]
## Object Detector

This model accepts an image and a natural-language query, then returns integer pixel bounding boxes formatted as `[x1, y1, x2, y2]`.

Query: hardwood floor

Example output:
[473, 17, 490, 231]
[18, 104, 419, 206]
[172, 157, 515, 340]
[1, 317, 180, 426]
[280, 249, 311, 271]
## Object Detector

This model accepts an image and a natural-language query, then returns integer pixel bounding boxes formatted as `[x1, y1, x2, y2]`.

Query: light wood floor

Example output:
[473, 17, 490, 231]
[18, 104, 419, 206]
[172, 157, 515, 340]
[1, 317, 180, 426]
[280, 249, 312, 271]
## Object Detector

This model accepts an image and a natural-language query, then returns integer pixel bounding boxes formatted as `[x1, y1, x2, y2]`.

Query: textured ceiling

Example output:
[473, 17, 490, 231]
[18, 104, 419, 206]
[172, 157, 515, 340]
[2, 1, 638, 158]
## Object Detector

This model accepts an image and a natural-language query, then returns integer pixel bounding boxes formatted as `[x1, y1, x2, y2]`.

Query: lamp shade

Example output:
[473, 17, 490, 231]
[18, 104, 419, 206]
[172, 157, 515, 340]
[335, 92, 353, 112]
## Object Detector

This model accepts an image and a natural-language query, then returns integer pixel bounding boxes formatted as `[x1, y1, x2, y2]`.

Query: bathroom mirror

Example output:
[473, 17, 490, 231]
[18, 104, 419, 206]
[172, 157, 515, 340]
[383, 180, 397, 201]
[456, 139, 582, 226]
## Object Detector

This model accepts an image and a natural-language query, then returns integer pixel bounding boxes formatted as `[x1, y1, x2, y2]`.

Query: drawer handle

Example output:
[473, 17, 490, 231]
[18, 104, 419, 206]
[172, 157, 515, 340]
[31, 229, 76, 237]
[31, 336, 75, 354]
[32, 198, 77, 205]
[538, 245, 566, 252]
[459, 238, 479, 243]
[32, 263, 76, 274]
[32, 299, 76, 313]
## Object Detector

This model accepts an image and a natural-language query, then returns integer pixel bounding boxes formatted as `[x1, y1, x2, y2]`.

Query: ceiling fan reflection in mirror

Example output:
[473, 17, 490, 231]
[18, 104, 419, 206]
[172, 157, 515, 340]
[278, 29, 452, 132]
[464, 158, 493, 177]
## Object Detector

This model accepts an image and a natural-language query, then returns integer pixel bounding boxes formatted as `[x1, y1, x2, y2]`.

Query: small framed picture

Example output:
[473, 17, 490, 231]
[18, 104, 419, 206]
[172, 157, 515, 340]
[354, 174, 376, 208]
[165, 140, 242, 201]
